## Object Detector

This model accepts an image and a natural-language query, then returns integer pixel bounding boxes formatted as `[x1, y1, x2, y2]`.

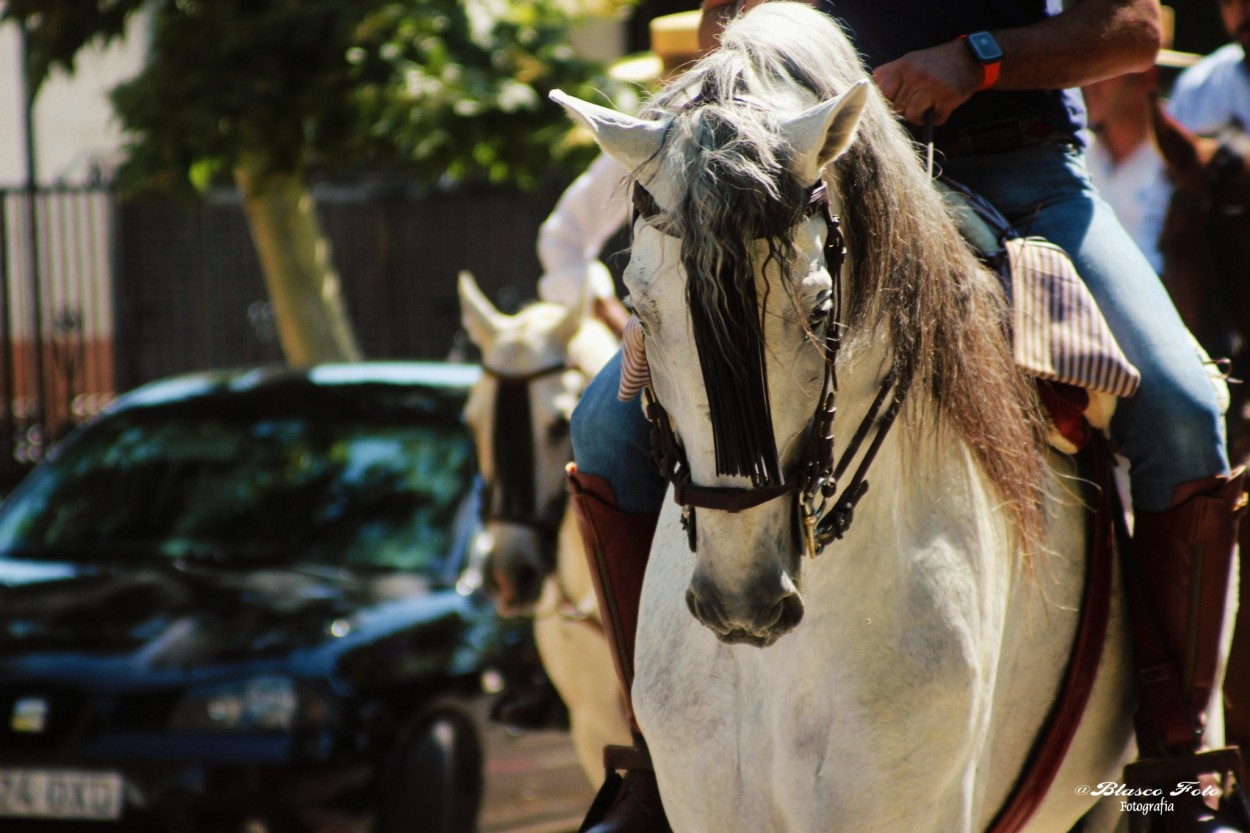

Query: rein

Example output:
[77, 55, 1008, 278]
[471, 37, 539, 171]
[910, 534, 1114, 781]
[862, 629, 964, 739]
[631, 179, 909, 559]
[478, 361, 571, 540]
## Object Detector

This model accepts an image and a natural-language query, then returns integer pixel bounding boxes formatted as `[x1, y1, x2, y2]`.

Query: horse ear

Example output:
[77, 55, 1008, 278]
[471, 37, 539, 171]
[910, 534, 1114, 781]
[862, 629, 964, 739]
[458, 270, 503, 347]
[550, 89, 668, 172]
[781, 80, 870, 184]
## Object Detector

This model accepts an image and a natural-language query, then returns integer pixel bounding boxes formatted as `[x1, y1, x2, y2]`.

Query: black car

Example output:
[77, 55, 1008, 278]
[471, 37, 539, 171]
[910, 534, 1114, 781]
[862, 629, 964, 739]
[0, 362, 525, 833]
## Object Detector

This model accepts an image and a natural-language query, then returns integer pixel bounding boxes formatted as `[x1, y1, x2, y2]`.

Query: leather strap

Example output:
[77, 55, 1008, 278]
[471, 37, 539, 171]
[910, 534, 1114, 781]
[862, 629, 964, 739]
[633, 178, 908, 556]
[959, 33, 1002, 91]
[604, 744, 655, 773]
[672, 480, 795, 513]
[480, 361, 569, 383]
[986, 435, 1117, 833]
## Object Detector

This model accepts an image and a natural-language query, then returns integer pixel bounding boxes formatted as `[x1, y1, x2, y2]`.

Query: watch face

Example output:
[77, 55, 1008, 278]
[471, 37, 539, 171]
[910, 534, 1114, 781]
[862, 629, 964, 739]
[967, 31, 1004, 64]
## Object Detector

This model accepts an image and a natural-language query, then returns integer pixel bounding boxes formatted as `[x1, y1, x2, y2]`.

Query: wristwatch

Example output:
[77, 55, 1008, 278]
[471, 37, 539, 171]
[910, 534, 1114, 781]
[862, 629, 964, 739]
[961, 31, 1003, 91]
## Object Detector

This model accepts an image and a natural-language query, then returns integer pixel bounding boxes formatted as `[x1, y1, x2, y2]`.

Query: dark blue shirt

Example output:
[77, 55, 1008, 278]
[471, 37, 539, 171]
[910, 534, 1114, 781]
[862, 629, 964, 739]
[824, 0, 1086, 144]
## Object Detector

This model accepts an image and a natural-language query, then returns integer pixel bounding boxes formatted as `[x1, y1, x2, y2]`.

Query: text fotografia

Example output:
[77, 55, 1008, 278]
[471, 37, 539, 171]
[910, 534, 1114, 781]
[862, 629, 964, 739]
[1119, 798, 1175, 815]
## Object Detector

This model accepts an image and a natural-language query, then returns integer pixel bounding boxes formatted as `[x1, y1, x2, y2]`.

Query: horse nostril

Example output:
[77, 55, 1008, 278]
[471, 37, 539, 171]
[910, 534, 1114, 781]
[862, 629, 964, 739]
[760, 593, 804, 635]
[686, 587, 730, 635]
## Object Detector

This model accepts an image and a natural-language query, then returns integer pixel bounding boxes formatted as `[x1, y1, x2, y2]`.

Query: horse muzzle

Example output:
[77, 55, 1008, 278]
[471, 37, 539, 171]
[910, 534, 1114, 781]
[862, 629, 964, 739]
[482, 522, 554, 614]
[685, 580, 805, 647]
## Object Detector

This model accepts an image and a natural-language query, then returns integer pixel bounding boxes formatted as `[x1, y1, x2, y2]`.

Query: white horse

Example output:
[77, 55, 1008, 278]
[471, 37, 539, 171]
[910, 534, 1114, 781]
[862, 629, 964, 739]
[553, 4, 1137, 831]
[457, 271, 630, 783]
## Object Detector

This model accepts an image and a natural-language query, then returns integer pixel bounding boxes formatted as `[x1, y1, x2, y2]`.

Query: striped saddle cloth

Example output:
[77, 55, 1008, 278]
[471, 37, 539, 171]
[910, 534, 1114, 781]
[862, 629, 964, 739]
[617, 178, 1141, 416]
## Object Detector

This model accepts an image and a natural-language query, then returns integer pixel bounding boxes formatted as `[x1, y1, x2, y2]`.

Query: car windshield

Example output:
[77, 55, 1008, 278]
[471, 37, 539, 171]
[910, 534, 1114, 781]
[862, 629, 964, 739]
[0, 406, 476, 576]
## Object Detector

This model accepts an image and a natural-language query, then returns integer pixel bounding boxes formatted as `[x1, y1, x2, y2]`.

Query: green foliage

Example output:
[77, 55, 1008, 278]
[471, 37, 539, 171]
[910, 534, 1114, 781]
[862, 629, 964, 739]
[348, 1, 632, 188]
[2, 0, 146, 92]
[6, 0, 636, 194]
[111, 0, 380, 194]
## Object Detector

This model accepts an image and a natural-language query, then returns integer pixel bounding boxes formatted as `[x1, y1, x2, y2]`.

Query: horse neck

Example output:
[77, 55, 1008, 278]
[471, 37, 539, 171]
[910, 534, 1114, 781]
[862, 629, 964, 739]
[825, 220, 1014, 563]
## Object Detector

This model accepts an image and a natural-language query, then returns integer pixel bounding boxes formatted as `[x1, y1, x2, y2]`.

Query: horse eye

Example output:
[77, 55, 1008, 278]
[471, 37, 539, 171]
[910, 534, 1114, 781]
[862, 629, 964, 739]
[808, 289, 833, 328]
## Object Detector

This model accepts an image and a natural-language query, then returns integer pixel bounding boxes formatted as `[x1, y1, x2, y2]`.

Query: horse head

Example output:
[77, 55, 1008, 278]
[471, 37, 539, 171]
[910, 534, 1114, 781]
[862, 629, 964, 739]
[554, 2, 1044, 647]
[554, 10, 871, 647]
[1152, 101, 1250, 200]
[458, 271, 612, 613]
[1153, 100, 1250, 401]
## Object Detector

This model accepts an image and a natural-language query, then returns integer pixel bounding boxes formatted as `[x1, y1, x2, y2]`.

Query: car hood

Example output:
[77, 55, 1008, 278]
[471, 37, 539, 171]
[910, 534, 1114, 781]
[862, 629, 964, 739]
[0, 555, 469, 673]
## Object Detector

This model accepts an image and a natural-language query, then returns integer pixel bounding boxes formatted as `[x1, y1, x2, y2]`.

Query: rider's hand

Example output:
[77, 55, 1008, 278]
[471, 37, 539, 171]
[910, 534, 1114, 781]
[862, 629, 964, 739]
[873, 39, 983, 126]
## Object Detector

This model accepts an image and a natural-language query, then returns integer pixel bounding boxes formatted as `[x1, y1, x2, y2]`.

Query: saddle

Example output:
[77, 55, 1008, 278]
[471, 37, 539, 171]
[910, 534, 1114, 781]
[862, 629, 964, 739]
[937, 177, 1141, 452]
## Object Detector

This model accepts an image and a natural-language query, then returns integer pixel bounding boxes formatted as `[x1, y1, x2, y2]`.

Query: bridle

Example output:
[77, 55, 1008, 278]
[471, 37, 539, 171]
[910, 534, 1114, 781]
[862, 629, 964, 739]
[477, 361, 572, 547]
[631, 178, 910, 560]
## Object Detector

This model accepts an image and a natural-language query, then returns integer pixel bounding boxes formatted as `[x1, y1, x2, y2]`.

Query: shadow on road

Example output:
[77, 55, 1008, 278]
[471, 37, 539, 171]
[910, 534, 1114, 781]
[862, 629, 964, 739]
[479, 713, 596, 833]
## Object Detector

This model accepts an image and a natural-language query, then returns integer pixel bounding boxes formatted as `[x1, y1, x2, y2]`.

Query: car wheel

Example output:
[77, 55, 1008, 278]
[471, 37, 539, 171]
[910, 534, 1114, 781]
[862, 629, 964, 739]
[376, 704, 484, 833]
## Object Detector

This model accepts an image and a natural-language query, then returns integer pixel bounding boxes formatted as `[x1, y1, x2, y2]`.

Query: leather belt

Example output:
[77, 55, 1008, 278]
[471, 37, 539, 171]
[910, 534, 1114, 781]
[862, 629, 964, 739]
[933, 117, 1079, 158]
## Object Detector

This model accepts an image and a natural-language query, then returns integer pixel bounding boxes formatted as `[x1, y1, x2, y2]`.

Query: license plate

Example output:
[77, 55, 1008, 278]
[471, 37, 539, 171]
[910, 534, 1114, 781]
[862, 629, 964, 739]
[0, 769, 124, 820]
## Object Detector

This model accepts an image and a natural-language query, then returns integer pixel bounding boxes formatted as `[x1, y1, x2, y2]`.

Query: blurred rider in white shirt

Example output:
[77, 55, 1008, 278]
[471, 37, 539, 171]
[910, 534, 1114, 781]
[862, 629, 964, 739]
[536, 10, 701, 336]
[1083, 6, 1198, 273]
[1169, 0, 1250, 135]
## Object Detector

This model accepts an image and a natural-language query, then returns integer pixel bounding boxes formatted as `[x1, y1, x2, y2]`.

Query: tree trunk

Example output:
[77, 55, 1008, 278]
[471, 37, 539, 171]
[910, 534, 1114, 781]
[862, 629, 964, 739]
[234, 159, 362, 366]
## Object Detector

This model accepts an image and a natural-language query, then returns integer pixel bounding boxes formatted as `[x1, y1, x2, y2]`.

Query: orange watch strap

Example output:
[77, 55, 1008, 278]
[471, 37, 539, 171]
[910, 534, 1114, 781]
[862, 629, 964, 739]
[981, 59, 1001, 91]
[959, 33, 1001, 91]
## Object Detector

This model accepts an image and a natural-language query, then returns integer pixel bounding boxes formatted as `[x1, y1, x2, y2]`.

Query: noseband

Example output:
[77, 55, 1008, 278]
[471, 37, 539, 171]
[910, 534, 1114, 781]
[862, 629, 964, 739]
[478, 361, 571, 543]
[632, 179, 909, 559]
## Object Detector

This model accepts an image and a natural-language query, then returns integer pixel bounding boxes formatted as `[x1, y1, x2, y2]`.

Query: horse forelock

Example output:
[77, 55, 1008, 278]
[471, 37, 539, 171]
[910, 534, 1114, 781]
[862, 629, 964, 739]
[672, 105, 808, 485]
[634, 1, 1049, 547]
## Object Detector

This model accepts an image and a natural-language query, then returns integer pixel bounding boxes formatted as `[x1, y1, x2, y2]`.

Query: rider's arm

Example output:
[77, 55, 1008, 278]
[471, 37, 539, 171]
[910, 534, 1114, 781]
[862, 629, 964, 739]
[698, 0, 1162, 127]
[536, 153, 629, 307]
[875, 0, 1161, 125]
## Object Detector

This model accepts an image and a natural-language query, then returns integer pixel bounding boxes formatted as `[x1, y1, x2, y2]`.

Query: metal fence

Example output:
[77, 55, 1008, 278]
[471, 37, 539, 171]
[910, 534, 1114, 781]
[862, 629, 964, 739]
[112, 181, 592, 383]
[0, 179, 602, 491]
[0, 186, 116, 488]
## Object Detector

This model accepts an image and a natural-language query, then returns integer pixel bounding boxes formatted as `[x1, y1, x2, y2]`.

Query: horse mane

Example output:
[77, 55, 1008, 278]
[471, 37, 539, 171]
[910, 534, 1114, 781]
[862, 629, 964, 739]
[638, 2, 1048, 546]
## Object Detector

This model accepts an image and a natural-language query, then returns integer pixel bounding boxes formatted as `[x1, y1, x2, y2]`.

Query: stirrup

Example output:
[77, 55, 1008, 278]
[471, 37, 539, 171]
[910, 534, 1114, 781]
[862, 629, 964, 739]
[580, 770, 626, 833]
[578, 743, 668, 833]
[1124, 748, 1250, 833]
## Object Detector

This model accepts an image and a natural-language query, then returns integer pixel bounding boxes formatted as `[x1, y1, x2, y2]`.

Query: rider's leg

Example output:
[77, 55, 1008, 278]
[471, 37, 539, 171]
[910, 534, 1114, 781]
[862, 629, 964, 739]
[942, 143, 1247, 826]
[1131, 471, 1246, 756]
[940, 143, 1229, 509]
[568, 350, 669, 833]
[571, 351, 667, 516]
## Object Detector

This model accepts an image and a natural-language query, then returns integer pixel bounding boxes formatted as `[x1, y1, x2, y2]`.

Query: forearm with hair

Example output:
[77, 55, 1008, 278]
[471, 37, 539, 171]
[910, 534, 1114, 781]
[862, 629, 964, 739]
[983, 0, 1161, 90]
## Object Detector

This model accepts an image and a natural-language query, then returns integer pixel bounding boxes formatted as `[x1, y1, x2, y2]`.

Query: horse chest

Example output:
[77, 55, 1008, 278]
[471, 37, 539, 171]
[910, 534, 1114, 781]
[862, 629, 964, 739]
[633, 507, 1020, 828]
[628, 457, 1118, 833]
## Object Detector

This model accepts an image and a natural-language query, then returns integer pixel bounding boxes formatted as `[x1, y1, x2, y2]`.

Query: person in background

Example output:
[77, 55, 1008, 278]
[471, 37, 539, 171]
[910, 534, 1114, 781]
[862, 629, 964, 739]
[536, 11, 702, 337]
[1169, 0, 1250, 134]
[1083, 7, 1199, 274]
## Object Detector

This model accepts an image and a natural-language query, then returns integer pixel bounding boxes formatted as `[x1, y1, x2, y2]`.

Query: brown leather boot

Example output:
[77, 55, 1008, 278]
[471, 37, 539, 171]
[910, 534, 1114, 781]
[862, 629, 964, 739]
[1124, 467, 1250, 832]
[566, 465, 669, 833]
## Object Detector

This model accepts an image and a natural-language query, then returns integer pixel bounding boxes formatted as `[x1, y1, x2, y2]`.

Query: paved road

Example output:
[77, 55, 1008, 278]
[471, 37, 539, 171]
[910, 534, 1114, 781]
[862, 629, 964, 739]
[479, 719, 596, 833]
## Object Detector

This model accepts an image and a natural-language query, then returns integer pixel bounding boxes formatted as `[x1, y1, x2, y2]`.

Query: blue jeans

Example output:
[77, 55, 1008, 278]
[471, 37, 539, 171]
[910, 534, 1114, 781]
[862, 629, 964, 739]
[572, 142, 1229, 514]
[941, 143, 1227, 511]
[572, 351, 667, 514]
